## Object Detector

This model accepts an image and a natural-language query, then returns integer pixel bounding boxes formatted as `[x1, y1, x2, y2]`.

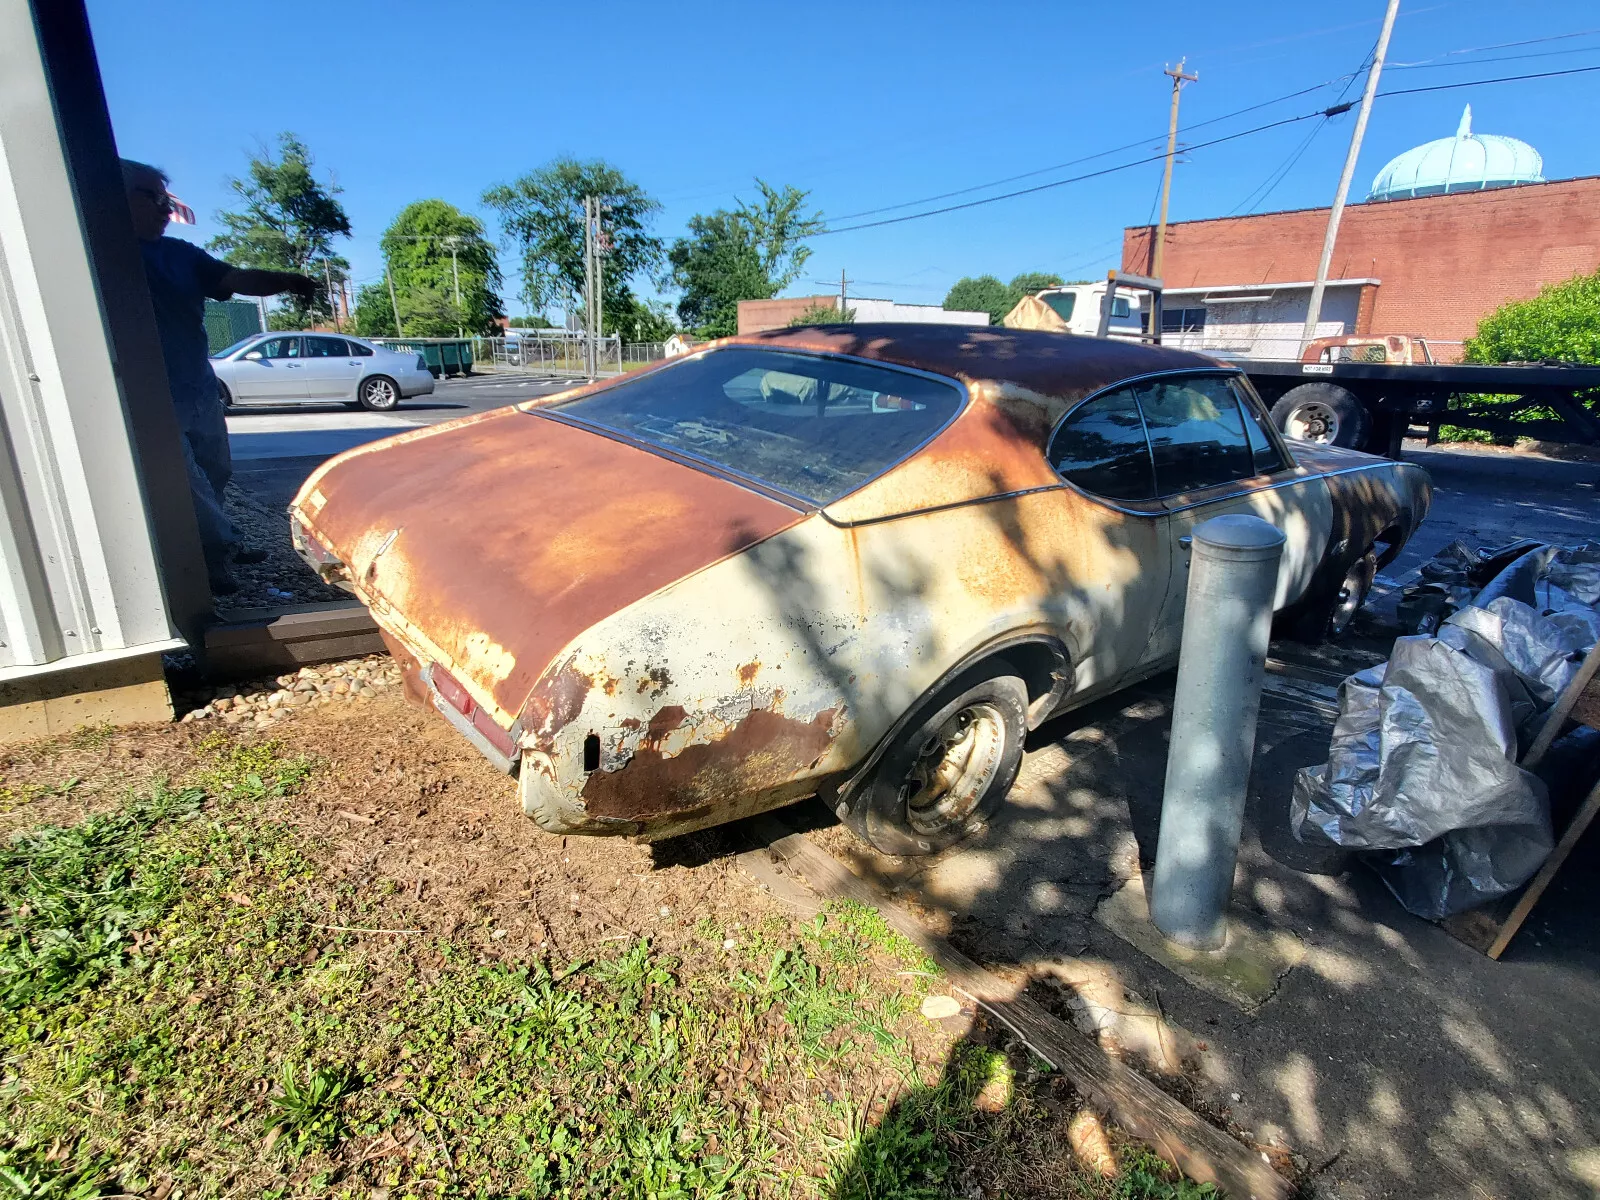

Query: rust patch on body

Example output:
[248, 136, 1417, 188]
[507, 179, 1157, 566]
[292, 408, 802, 718]
[636, 666, 673, 696]
[523, 655, 593, 750]
[581, 707, 836, 821]
[736, 662, 760, 686]
[643, 705, 689, 749]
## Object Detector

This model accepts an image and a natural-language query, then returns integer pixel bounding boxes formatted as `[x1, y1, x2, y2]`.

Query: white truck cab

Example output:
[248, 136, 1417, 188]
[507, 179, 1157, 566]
[1004, 282, 1146, 340]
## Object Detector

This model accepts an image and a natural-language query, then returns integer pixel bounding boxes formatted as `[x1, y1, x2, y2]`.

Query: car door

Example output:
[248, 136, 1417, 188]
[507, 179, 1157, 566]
[299, 336, 364, 401]
[1138, 373, 1333, 662]
[231, 335, 308, 401]
[1043, 385, 1172, 691]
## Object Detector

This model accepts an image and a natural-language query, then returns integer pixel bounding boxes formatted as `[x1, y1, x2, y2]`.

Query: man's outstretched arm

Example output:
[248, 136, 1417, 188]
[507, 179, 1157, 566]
[220, 267, 318, 301]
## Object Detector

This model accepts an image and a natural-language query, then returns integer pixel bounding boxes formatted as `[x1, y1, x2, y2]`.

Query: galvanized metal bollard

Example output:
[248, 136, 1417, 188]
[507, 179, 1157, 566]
[1150, 514, 1286, 950]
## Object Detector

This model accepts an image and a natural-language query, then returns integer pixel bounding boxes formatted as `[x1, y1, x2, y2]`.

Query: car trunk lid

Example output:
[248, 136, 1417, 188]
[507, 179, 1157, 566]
[290, 408, 804, 724]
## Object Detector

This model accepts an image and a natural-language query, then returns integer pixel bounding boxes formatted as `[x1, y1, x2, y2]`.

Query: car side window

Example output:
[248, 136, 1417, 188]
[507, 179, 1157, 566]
[257, 337, 300, 359]
[1047, 387, 1156, 502]
[349, 341, 374, 357]
[1136, 376, 1255, 496]
[303, 337, 345, 357]
[1232, 379, 1290, 474]
[1111, 297, 1131, 318]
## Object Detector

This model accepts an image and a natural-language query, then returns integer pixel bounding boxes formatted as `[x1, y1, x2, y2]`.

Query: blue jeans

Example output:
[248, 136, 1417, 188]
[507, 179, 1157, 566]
[181, 425, 236, 577]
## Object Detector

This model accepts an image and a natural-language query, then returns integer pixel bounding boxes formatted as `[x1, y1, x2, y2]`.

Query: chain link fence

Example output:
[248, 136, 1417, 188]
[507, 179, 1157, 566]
[474, 333, 622, 377]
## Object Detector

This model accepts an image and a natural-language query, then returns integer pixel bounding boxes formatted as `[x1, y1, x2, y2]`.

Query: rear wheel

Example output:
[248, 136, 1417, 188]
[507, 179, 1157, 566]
[1270, 382, 1370, 450]
[359, 375, 400, 412]
[846, 664, 1028, 856]
[1281, 547, 1378, 642]
[218, 380, 233, 409]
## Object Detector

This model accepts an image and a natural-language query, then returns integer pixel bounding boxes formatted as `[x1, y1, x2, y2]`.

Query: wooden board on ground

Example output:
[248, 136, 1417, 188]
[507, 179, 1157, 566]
[738, 816, 1294, 1200]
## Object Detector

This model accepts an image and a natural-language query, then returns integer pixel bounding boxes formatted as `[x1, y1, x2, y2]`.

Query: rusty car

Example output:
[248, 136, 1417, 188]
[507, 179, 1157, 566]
[289, 325, 1431, 854]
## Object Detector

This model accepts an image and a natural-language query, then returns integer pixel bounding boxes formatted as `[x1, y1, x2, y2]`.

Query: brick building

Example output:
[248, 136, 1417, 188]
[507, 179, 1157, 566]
[1120, 115, 1600, 360]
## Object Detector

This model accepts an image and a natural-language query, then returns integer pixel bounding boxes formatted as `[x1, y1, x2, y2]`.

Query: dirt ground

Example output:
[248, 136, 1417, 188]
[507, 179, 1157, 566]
[0, 688, 1214, 1200]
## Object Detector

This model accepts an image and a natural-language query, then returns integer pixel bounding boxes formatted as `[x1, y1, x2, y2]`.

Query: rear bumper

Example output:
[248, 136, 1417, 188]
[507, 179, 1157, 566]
[400, 372, 435, 398]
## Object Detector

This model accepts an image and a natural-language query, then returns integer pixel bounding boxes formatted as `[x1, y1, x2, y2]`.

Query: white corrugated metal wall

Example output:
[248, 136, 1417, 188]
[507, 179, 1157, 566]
[0, 0, 183, 679]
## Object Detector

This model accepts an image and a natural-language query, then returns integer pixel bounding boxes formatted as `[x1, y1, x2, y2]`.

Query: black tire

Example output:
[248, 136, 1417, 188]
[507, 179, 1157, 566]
[846, 664, 1028, 856]
[358, 375, 400, 412]
[1281, 547, 1378, 642]
[218, 380, 233, 409]
[1270, 382, 1370, 450]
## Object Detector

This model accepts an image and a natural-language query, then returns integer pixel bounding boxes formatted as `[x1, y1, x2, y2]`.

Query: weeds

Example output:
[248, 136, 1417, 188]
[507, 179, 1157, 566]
[0, 781, 202, 1010]
[268, 1062, 359, 1157]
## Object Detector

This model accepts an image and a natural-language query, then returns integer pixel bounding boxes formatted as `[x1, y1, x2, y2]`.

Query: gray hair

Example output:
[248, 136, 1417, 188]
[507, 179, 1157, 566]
[119, 158, 168, 185]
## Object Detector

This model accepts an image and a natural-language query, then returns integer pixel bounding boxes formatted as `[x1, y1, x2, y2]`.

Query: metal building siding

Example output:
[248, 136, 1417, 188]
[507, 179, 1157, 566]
[0, 0, 180, 676]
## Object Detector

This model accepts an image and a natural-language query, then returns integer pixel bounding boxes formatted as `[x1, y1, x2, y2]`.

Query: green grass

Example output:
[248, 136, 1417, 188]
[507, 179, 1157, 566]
[0, 735, 1222, 1199]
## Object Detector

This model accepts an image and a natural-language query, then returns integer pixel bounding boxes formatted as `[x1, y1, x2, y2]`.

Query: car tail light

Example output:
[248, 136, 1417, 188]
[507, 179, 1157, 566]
[432, 665, 473, 715]
[430, 664, 518, 763]
[472, 706, 516, 757]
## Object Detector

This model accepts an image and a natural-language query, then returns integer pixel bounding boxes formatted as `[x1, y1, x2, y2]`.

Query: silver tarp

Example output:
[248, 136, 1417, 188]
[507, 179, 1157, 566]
[1291, 542, 1600, 919]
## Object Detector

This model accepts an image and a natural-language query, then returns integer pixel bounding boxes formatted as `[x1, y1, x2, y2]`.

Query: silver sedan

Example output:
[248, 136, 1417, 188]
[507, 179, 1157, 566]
[210, 332, 436, 411]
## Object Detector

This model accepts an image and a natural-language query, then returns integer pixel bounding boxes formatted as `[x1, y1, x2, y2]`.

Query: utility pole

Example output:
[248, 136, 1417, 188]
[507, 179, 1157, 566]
[838, 268, 847, 315]
[1152, 59, 1198, 281]
[324, 260, 341, 332]
[581, 195, 596, 376]
[445, 236, 463, 338]
[1302, 0, 1401, 351]
[386, 267, 404, 337]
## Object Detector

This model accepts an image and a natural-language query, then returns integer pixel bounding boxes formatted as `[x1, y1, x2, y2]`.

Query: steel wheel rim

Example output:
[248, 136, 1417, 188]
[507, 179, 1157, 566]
[1330, 557, 1374, 635]
[1285, 400, 1339, 443]
[899, 701, 1006, 836]
[366, 379, 396, 407]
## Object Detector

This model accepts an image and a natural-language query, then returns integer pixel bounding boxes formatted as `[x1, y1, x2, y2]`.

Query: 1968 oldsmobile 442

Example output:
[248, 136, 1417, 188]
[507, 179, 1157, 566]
[290, 325, 1430, 854]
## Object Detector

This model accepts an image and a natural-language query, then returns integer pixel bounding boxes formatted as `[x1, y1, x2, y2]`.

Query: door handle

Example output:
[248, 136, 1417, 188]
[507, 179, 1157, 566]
[286, 363, 302, 368]
[1178, 535, 1193, 550]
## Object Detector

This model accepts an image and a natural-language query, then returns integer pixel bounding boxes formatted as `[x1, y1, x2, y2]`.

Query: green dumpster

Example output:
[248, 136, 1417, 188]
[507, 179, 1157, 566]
[369, 337, 474, 378]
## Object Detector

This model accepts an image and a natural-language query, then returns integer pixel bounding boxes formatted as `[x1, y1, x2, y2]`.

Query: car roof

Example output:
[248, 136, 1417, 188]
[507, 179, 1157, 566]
[721, 323, 1223, 408]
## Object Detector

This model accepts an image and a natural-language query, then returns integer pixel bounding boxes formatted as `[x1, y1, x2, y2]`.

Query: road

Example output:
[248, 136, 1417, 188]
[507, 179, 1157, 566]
[229, 372, 1600, 572]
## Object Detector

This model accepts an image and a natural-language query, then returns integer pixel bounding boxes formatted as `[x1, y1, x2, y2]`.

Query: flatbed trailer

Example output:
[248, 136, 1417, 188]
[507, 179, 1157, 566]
[1238, 357, 1600, 458]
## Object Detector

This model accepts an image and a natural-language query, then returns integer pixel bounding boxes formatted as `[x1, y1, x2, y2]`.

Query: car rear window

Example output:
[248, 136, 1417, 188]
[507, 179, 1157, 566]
[549, 348, 963, 504]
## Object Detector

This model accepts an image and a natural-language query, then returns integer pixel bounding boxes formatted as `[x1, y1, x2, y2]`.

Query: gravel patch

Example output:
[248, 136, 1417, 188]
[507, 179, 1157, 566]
[175, 654, 401, 730]
[218, 482, 347, 612]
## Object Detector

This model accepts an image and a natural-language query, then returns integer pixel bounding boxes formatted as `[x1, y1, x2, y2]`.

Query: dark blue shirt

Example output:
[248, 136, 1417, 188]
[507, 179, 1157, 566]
[139, 236, 233, 437]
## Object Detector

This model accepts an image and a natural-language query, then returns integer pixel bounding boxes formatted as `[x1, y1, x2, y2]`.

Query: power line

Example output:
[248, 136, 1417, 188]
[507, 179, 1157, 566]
[812, 112, 1327, 237]
[1390, 41, 1600, 71]
[811, 62, 1600, 238]
[1390, 25, 1600, 64]
[825, 75, 1359, 224]
[1377, 61, 1600, 97]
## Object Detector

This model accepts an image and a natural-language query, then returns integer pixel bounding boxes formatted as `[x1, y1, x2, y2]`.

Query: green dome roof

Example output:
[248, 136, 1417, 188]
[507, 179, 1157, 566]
[1367, 106, 1544, 202]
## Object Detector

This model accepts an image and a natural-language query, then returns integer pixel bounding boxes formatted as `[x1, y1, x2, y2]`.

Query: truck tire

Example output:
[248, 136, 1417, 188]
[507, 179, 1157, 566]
[1270, 383, 1371, 450]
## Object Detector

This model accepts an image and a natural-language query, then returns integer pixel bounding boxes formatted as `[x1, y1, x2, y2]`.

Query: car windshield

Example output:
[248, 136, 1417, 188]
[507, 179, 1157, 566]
[1041, 292, 1076, 321]
[211, 335, 263, 360]
[550, 347, 963, 505]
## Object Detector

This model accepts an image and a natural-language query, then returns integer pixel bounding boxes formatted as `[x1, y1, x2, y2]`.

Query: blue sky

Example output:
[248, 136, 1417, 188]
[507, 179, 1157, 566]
[87, 0, 1600, 319]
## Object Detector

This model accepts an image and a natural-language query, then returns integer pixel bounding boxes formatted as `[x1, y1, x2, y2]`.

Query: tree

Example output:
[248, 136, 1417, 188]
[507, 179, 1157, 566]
[943, 275, 1011, 325]
[482, 158, 662, 331]
[611, 296, 677, 342]
[380, 200, 505, 335]
[788, 303, 854, 327]
[351, 284, 397, 337]
[1465, 269, 1600, 364]
[1007, 271, 1064, 299]
[943, 271, 1070, 326]
[507, 314, 554, 329]
[209, 133, 351, 328]
[669, 180, 824, 337]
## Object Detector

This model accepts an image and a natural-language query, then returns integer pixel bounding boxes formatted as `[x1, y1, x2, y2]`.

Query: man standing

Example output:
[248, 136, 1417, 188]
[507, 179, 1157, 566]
[122, 159, 318, 595]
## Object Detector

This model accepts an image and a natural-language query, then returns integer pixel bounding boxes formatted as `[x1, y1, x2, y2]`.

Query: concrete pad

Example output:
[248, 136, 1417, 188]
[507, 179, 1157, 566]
[0, 651, 172, 741]
[1094, 873, 1305, 1012]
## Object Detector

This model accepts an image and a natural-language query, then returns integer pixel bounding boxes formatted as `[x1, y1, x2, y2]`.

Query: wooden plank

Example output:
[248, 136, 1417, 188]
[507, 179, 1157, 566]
[203, 600, 384, 679]
[1484, 774, 1600, 960]
[740, 818, 1293, 1200]
[1522, 640, 1600, 771]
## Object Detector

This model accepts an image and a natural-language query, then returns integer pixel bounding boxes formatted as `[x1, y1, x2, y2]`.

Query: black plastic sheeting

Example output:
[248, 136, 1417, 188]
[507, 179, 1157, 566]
[1291, 542, 1600, 919]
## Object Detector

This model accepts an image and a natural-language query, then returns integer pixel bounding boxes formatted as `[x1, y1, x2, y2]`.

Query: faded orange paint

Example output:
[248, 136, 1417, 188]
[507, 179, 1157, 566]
[290, 409, 803, 722]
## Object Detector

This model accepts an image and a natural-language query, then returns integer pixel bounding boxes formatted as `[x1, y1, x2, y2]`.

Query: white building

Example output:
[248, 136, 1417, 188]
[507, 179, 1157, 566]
[847, 297, 990, 326]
